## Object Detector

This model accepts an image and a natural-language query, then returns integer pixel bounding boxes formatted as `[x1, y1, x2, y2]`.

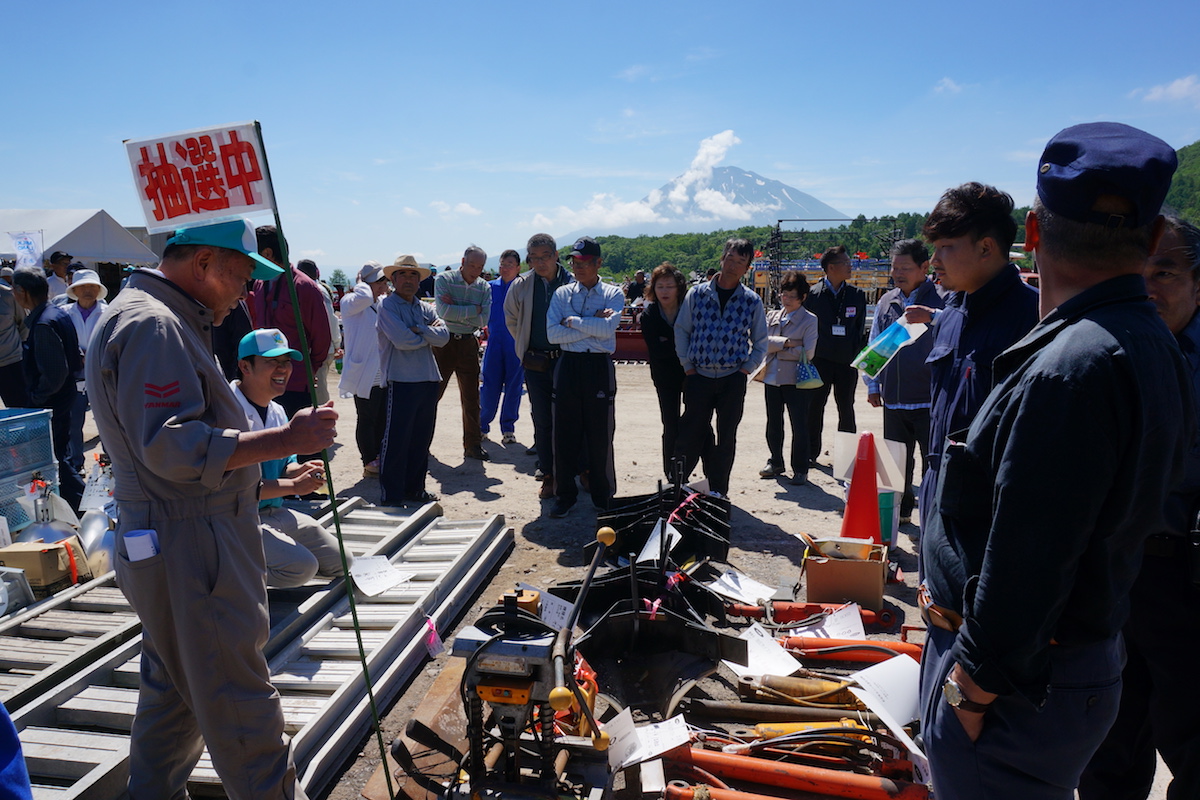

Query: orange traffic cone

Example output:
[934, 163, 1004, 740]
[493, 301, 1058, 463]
[841, 432, 881, 543]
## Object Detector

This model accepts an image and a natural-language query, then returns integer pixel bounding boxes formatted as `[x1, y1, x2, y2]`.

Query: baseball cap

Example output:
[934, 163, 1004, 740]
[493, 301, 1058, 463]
[167, 219, 284, 280]
[359, 261, 385, 283]
[569, 236, 602, 259]
[237, 328, 302, 360]
[1037, 122, 1178, 229]
[49, 251, 72, 264]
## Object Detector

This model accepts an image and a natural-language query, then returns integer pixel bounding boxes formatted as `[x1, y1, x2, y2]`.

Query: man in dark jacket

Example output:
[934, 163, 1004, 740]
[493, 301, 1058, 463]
[12, 268, 85, 511]
[865, 239, 946, 524]
[803, 245, 867, 464]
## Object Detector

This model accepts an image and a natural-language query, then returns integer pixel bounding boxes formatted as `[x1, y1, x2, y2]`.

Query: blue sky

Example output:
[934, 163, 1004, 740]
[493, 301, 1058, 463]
[6, 0, 1199, 273]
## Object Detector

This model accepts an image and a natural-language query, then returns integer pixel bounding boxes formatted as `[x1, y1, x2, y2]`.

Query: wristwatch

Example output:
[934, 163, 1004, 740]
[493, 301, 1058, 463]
[943, 676, 992, 713]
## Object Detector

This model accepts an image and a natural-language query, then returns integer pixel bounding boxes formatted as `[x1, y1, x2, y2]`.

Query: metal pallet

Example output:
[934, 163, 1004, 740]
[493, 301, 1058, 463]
[8, 499, 509, 800]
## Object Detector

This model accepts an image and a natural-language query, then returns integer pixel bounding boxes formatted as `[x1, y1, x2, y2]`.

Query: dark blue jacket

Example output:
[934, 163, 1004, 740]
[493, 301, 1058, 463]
[804, 279, 867, 364]
[924, 264, 1039, 475]
[923, 273, 1193, 703]
[22, 301, 81, 408]
[871, 280, 947, 406]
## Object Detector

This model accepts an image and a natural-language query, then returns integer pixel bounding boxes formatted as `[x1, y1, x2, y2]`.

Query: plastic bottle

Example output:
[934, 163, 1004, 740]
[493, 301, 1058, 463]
[851, 318, 928, 379]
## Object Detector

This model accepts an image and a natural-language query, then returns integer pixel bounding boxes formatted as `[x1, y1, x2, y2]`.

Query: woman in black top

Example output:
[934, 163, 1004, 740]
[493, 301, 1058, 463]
[640, 262, 690, 479]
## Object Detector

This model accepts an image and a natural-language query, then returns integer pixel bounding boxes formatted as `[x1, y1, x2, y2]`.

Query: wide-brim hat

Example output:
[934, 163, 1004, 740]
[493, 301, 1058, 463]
[383, 254, 430, 281]
[66, 269, 108, 301]
[167, 219, 284, 281]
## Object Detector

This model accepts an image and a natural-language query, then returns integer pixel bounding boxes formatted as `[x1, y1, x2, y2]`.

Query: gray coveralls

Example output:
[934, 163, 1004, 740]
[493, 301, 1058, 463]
[87, 269, 305, 800]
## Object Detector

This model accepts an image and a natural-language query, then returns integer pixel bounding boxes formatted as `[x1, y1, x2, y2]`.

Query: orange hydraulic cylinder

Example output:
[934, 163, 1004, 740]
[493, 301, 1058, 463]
[777, 635, 923, 663]
[672, 747, 929, 800]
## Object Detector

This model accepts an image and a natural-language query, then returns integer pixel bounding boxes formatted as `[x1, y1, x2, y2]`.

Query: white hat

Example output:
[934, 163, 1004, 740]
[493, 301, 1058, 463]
[358, 261, 385, 283]
[67, 269, 108, 301]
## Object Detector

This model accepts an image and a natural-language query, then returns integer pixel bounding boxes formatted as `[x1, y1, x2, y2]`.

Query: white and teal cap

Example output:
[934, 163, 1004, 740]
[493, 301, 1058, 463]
[238, 328, 302, 360]
[167, 219, 283, 280]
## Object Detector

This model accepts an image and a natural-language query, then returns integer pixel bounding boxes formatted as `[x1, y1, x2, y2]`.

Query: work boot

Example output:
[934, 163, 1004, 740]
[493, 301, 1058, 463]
[539, 476, 556, 499]
[465, 446, 490, 461]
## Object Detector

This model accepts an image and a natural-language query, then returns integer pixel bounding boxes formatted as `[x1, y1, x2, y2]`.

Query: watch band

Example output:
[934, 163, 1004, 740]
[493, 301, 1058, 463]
[943, 676, 993, 713]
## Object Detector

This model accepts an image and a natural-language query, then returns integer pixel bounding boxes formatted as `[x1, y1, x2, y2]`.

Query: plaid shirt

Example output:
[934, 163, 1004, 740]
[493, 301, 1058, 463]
[434, 269, 491, 335]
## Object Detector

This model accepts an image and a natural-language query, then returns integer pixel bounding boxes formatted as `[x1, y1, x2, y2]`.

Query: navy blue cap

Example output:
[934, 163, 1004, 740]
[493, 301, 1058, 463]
[1037, 122, 1178, 229]
[570, 236, 602, 259]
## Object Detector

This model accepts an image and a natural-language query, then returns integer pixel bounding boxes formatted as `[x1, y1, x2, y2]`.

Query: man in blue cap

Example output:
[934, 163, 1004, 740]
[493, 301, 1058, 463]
[917, 123, 1190, 799]
[87, 218, 336, 800]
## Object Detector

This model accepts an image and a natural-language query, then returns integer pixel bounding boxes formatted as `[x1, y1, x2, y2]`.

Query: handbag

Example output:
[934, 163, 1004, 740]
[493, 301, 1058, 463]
[795, 351, 824, 389]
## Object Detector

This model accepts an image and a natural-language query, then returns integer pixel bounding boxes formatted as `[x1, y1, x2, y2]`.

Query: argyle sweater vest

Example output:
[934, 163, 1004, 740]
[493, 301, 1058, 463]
[686, 285, 756, 372]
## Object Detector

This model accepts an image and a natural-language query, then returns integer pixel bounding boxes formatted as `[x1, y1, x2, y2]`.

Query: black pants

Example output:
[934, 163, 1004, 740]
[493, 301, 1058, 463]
[379, 381, 438, 505]
[353, 386, 388, 465]
[807, 357, 857, 461]
[48, 395, 84, 512]
[883, 406, 930, 517]
[675, 372, 747, 496]
[649, 363, 685, 479]
[552, 352, 616, 507]
[1079, 549, 1200, 800]
[764, 384, 812, 476]
[524, 364, 555, 476]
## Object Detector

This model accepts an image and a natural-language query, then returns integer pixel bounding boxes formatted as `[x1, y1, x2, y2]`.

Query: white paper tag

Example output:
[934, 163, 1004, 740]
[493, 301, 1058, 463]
[849, 655, 928, 779]
[604, 708, 690, 770]
[702, 568, 777, 605]
[350, 555, 412, 596]
[721, 622, 802, 679]
[0, 517, 10, 548]
[125, 529, 159, 561]
[518, 582, 573, 630]
[636, 519, 682, 563]
[832, 324, 847, 336]
[789, 602, 866, 640]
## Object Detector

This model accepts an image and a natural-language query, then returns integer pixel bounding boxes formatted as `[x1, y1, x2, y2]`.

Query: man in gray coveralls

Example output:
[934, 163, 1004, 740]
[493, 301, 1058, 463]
[87, 218, 337, 800]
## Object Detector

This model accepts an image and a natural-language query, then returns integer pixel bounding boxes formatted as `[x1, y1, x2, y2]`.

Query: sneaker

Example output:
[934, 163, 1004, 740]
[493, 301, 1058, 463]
[464, 446, 490, 461]
[899, 514, 913, 525]
[759, 461, 785, 478]
[549, 497, 576, 518]
[480, 432, 491, 442]
[363, 459, 380, 477]
[405, 490, 439, 505]
[538, 476, 556, 499]
[501, 432, 517, 444]
[789, 473, 808, 486]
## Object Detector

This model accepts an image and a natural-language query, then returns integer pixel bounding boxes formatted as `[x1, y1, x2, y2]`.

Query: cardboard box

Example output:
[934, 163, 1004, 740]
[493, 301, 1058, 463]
[803, 537, 886, 611]
[0, 536, 93, 599]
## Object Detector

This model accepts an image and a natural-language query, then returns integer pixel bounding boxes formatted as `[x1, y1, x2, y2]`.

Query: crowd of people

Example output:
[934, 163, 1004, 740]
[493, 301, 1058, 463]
[0, 119, 1196, 800]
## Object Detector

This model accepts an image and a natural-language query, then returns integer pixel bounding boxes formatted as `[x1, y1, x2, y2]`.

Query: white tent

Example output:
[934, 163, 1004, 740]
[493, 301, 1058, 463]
[0, 209, 157, 264]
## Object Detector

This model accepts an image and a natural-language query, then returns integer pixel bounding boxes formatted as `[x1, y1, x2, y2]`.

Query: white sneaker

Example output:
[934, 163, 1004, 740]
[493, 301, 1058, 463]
[501, 432, 517, 444]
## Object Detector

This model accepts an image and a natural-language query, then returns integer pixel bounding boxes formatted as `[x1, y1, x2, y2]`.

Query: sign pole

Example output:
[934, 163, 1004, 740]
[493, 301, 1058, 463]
[253, 121, 398, 800]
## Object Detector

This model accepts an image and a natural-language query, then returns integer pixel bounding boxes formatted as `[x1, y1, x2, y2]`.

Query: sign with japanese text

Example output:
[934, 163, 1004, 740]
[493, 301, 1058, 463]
[7, 231, 43, 270]
[124, 122, 275, 233]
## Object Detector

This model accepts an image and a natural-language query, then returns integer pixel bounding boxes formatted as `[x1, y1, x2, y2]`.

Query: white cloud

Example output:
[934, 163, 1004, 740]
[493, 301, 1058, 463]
[617, 64, 650, 82]
[402, 207, 421, 217]
[525, 130, 756, 233]
[429, 200, 483, 219]
[934, 77, 962, 94]
[1141, 74, 1200, 108]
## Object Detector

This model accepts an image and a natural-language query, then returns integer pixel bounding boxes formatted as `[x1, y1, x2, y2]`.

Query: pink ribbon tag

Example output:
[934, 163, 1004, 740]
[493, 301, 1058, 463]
[424, 618, 444, 657]
[642, 598, 663, 620]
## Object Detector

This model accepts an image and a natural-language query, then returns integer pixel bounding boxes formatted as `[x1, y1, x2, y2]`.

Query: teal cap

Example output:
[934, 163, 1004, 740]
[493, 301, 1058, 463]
[167, 219, 283, 280]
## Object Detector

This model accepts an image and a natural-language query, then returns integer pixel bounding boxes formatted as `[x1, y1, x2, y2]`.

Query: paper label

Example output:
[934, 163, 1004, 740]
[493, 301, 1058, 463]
[849, 655, 927, 779]
[605, 708, 689, 770]
[721, 622, 802, 679]
[518, 582, 574, 630]
[637, 519, 682, 563]
[351, 555, 412, 596]
[789, 602, 866, 640]
[423, 618, 445, 657]
[702, 568, 777, 605]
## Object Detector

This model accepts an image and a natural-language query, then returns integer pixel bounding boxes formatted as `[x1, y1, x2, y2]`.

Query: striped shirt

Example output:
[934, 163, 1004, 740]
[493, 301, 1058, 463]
[434, 269, 491, 335]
